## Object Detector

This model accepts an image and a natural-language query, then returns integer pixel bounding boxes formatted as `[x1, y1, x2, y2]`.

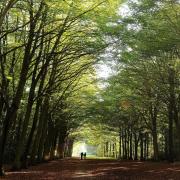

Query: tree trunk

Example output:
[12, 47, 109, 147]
[37, 115, 48, 162]
[146, 133, 149, 159]
[168, 104, 174, 162]
[13, 59, 40, 170]
[57, 135, 66, 159]
[134, 133, 138, 160]
[22, 62, 48, 167]
[118, 130, 122, 159]
[129, 128, 133, 160]
[168, 66, 175, 163]
[150, 105, 159, 161]
[0, 16, 36, 174]
[49, 132, 58, 159]
[124, 129, 127, 159]
[22, 98, 41, 168]
[30, 97, 49, 164]
[140, 133, 144, 161]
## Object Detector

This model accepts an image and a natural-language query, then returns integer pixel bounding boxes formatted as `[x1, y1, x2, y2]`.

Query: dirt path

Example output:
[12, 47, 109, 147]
[1, 158, 180, 180]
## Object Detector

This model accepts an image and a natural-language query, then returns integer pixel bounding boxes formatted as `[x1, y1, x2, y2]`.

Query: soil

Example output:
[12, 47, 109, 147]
[1, 158, 180, 180]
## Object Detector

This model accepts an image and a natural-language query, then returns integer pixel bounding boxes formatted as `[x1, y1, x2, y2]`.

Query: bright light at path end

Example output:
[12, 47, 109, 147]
[80, 143, 87, 152]
[72, 142, 87, 157]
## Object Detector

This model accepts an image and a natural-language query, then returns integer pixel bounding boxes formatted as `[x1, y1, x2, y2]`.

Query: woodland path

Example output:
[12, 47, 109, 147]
[2, 158, 180, 180]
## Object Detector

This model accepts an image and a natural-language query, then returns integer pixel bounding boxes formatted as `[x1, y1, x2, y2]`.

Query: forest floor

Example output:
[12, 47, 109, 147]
[1, 158, 180, 180]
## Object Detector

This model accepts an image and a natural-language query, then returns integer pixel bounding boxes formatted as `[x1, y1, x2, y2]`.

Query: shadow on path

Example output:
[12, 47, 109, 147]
[1, 158, 180, 179]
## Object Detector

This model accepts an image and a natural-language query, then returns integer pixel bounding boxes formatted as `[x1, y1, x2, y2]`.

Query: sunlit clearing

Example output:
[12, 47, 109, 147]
[80, 142, 87, 152]
[72, 142, 87, 157]
[72, 142, 98, 158]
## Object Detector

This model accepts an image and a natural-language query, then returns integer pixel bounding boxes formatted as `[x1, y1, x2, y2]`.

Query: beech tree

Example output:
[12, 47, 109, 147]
[0, 0, 120, 175]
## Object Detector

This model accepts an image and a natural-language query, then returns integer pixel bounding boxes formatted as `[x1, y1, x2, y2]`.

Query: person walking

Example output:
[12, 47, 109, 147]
[84, 152, 86, 159]
[80, 152, 83, 160]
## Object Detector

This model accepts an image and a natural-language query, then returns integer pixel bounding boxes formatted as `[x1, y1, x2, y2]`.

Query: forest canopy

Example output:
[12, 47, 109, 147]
[0, 0, 180, 176]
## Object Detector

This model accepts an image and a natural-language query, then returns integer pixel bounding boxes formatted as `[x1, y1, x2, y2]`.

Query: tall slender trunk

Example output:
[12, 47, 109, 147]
[66, 139, 74, 157]
[129, 129, 133, 160]
[164, 130, 168, 159]
[168, 66, 175, 163]
[118, 130, 121, 159]
[103, 144, 106, 157]
[13, 59, 40, 170]
[146, 133, 149, 159]
[168, 104, 174, 162]
[49, 131, 58, 159]
[124, 129, 127, 159]
[150, 106, 159, 161]
[134, 133, 138, 160]
[140, 133, 144, 161]
[37, 114, 48, 162]
[109, 142, 112, 157]
[0, 15, 36, 175]
[30, 97, 49, 164]
[174, 95, 180, 159]
[22, 62, 47, 167]
[58, 134, 67, 159]
[152, 128, 159, 160]
[22, 100, 41, 168]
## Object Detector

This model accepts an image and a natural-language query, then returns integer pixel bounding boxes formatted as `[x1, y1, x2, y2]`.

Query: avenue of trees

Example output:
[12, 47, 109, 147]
[0, 0, 179, 177]
[0, 0, 120, 175]
[80, 0, 180, 163]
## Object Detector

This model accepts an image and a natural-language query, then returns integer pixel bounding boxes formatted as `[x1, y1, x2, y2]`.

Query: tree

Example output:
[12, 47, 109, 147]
[0, 0, 120, 175]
